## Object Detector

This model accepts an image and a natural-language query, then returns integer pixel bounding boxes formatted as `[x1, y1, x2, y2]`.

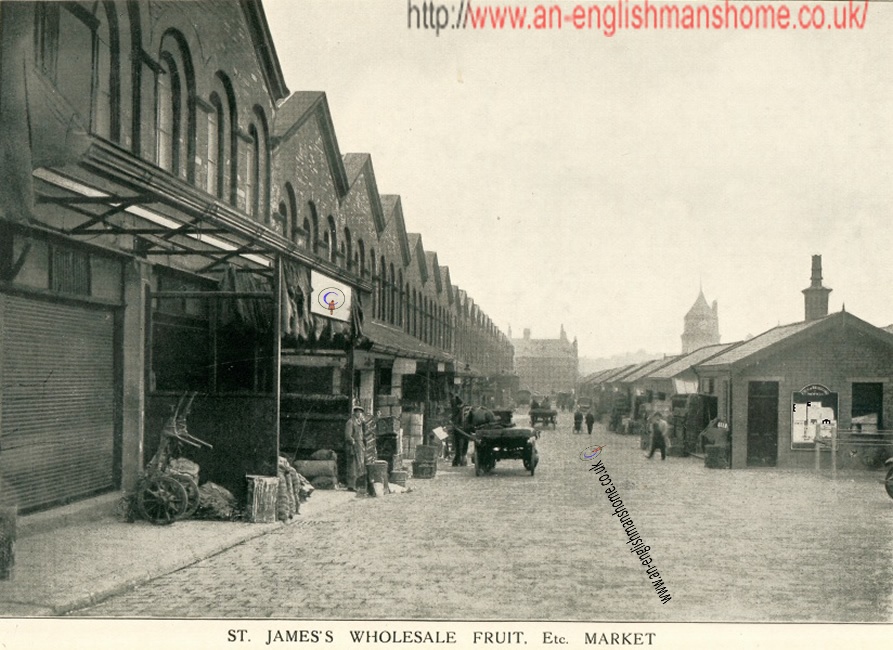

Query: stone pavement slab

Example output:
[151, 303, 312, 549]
[0, 488, 352, 617]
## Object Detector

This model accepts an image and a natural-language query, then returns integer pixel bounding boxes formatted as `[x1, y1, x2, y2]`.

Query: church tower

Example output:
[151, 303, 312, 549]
[681, 289, 720, 353]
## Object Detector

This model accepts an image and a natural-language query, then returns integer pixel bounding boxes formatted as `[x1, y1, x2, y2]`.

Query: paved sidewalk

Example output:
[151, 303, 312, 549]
[0, 488, 353, 616]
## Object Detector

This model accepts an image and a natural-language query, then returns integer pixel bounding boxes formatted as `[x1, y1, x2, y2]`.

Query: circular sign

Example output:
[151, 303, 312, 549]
[318, 287, 346, 314]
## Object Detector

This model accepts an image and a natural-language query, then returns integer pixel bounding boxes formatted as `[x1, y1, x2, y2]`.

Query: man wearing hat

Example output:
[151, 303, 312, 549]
[646, 411, 669, 460]
[345, 404, 371, 494]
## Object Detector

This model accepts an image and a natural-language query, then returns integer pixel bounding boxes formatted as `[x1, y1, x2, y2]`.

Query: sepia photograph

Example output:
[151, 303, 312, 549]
[0, 0, 891, 647]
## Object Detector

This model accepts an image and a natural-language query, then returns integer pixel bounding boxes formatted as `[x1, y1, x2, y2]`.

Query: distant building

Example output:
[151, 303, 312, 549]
[681, 289, 720, 353]
[512, 325, 578, 396]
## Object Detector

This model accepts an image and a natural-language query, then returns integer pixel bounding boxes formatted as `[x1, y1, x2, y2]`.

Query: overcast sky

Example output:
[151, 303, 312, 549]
[263, 0, 893, 359]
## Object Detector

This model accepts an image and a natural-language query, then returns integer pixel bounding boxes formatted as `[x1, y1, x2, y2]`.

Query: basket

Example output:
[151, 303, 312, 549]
[412, 461, 437, 479]
[415, 445, 439, 463]
[389, 470, 408, 487]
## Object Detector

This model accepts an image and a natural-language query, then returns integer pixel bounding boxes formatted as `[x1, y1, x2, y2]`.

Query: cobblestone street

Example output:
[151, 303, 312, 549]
[73, 412, 893, 622]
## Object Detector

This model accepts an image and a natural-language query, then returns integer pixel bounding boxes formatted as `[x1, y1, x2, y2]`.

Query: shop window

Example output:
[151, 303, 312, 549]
[378, 367, 393, 396]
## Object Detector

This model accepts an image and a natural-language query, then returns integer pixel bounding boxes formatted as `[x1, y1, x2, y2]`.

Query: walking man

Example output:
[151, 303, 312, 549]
[573, 408, 584, 434]
[585, 409, 596, 435]
[646, 411, 668, 460]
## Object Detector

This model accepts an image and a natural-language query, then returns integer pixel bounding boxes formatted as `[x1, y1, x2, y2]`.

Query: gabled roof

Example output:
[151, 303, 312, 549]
[648, 342, 738, 379]
[407, 233, 427, 284]
[426, 252, 442, 292]
[440, 266, 453, 303]
[620, 356, 680, 384]
[581, 367, 624, 385]
[342, 153, 387, 234]
[272, 92, 349, 197]
[608, 360, 654, 384]
[597, 364, 638, 384]
[379, 196, 412, 267]
[240, 1, 289, 102]
[698, 311, 893, 369]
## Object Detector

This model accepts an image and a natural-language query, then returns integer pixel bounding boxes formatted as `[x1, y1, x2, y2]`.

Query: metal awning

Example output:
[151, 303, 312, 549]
[28, 139, 372, 290]
[362, 320, 454, 364]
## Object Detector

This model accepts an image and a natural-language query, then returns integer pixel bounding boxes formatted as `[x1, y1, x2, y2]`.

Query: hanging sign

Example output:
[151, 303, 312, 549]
[791, 383, 838, 448]
[310, 270, 352, 322]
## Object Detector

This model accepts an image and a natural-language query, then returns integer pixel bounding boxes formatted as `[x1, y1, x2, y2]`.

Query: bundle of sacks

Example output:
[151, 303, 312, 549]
[292, 449, 338, 490]
[276, 456, 303, 522]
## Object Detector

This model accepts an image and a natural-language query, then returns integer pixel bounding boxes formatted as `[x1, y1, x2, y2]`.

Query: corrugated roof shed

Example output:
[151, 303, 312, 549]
[648, 342, 738, 379]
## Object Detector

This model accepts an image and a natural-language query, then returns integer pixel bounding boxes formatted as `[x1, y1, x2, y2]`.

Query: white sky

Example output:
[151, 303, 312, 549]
[263, 0, 893, 358]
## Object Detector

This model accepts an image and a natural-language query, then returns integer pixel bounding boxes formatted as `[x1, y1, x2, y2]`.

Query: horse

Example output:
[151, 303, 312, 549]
[451, 405, 497, 466]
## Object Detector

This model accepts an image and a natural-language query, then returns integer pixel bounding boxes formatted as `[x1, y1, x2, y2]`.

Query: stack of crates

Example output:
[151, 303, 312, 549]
[412, 444, 438, 479]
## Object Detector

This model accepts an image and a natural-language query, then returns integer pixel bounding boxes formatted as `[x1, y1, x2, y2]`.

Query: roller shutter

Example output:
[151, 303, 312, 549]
[0, 294, 116, 511]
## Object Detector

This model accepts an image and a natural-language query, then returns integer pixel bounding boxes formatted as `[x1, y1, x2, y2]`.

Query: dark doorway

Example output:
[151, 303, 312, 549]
[747, 381, 779, 466]
[852, 382, 883, 429]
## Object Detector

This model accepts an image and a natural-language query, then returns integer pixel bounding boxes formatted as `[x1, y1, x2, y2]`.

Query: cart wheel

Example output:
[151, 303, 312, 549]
[169, 473, 200, 519]
[137, 475, 189, 525]
[885, 466, 893, 500]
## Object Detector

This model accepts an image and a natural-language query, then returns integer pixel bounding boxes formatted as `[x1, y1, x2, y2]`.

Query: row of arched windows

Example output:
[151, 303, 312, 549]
[36, 2, 272, 223]
[34, 2, 510, 370]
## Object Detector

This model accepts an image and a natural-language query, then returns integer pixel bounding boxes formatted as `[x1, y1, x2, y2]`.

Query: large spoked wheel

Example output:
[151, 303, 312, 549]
[884, 466, 893, 500]
[169, 473, 200, 519]
[137, 475, 189, 525]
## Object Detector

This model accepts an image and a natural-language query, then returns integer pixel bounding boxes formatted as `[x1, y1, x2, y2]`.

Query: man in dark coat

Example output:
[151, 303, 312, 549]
[585, 409, 596, 435]
[573, 408, 584, 434]
[646, 411, 669, 460]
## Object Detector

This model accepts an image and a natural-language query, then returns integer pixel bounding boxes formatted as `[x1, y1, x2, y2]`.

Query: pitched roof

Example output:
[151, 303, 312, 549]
[240, 1, 289, 102]
[647, 342, 738, 379]
[597, 364, 638, 383]
[695, 311, 893, 369]
[342, 153, 387, 234]
[698, 320, 821, 367]
[620, 356, 679, 383]
[380, 196, 411, 266]
[581, 366, 626, 385]
[608, 360, 655, 383]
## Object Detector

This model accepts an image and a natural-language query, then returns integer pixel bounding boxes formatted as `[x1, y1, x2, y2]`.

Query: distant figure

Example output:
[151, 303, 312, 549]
[573, 408, 584, 434]
[646, 411, 669, 461]
[585, 410, 596, 435]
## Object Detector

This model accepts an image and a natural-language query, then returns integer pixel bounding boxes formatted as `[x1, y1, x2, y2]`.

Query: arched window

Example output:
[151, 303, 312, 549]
[404, 283, 410, 333]
[252, 106, 270, 222]
[207, 93, 225, 196]
[209, 72, 238, 205]
[389, 264, 396, 325]
[369, 253, 377, 317]
[327, 217, 338, 263]
[306, 202, 319, 252]
[246, 124, 259, 218]
[379, 256, 387, 321]
[284, 183, 298, 243]
[343, 228, 352, 271]
[94, 2, 120, 141]
[158, 31, 195, 181]
[397, 271, 404, 328]
[357, 239, 366, 276]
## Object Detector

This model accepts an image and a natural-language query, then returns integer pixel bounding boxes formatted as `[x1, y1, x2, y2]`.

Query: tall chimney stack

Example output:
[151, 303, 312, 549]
[802, 254, 832, 322]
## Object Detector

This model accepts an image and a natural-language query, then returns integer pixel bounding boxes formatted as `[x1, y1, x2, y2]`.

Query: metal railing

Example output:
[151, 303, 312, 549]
[814, 429, 893, 479]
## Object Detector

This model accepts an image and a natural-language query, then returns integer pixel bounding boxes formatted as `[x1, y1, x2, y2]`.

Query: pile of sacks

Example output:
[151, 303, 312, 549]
[292, 449, 338, 490]
[276, 456, 315, 522]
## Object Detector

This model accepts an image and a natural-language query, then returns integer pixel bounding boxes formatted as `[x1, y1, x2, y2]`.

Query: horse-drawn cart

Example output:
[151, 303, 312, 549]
[529, 408, 557, 428]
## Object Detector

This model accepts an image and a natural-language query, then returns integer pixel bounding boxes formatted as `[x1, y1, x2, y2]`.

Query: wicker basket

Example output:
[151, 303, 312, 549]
[412, 461, 437, 479]
[389, 470, 408, 487]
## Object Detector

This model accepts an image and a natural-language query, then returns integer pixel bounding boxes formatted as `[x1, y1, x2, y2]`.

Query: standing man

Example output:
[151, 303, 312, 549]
[585, 409, 596, 436]
[646, 411, 669, 460]
[573, 407, 584, 434]
[345, 404, 370, 495]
